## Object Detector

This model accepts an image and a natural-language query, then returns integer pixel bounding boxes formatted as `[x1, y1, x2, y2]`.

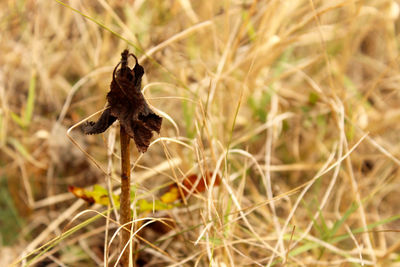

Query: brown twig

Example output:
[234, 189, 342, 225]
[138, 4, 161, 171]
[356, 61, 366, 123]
[120, 125, 132, 267]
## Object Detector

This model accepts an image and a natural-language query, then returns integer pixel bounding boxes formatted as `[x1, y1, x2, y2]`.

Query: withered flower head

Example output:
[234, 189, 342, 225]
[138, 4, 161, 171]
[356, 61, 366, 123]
[83, 49, 162, 153]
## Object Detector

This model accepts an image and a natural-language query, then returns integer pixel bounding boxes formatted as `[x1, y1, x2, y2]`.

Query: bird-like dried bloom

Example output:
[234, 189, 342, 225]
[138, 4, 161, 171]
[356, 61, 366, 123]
[83, 49, 162, 152]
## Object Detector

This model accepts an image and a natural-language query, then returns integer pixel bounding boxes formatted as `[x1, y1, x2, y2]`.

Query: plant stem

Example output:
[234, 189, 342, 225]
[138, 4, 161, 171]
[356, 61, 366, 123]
[120, 126, 132, 267]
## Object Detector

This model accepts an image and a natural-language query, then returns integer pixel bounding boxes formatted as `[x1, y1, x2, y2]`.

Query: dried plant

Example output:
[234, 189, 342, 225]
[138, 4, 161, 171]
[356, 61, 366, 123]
[83, 49, 162, 153]
[83, 49, 162, 266]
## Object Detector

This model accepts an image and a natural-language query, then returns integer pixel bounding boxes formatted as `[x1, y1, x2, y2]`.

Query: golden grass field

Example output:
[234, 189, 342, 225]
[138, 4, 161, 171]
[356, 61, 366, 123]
[2, 0, 400, 266]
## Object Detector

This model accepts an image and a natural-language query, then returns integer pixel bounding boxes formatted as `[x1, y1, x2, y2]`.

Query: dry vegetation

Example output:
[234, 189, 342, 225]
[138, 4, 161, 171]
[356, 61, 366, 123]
[2, 0, 400, 266]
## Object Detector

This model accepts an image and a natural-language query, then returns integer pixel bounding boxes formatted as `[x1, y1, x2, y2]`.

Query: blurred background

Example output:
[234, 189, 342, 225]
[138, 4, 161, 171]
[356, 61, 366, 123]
[2, 0, 400, 266]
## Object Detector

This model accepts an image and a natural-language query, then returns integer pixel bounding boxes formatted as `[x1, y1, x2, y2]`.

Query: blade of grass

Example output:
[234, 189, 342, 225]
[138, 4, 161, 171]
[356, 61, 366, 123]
[53, 0, 195, 97]
[7, 137, 46, 169]
[18, 212, 104, 266]
[287, 214, 400, 258]
[9, 70, 36, 129]
[23, 69, 36, 127]
[10, 112, 24, 128]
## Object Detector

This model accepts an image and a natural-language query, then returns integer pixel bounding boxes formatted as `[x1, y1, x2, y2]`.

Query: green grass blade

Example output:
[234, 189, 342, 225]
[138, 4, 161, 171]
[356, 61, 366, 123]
[23, 212, 104, 266]
[53, 0, 141, 53]
[288, 214, 400, 258]
[23, 70, 36, 127]
[10, 111, 25, 128]
[329, 201, 359, 239]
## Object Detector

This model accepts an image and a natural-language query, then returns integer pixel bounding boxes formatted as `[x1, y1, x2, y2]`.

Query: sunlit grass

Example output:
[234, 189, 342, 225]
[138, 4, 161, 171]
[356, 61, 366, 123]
[1, 0, 400, 266]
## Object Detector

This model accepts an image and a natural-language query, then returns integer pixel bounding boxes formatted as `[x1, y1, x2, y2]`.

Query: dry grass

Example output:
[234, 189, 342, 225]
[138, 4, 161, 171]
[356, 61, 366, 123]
[2, 0, 400, 266]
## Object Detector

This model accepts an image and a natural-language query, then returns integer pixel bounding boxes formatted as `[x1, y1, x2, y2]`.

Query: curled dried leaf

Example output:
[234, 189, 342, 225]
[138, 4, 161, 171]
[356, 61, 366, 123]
[161, 172, 221, 203]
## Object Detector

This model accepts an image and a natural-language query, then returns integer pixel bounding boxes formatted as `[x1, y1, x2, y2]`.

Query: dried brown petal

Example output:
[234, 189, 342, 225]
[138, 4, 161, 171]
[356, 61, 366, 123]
[82, 108, 116, 135]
